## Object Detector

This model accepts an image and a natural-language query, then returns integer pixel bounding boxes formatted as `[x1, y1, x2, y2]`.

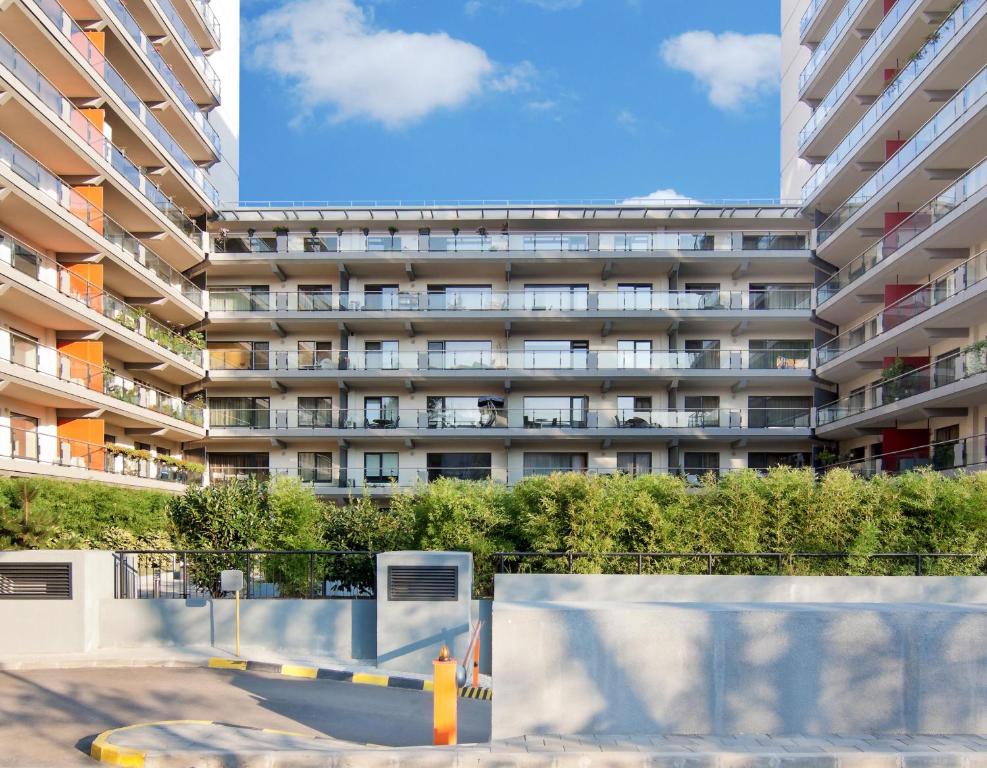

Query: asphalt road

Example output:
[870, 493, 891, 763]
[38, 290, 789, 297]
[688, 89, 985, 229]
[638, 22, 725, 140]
[0, 666, 492, 767]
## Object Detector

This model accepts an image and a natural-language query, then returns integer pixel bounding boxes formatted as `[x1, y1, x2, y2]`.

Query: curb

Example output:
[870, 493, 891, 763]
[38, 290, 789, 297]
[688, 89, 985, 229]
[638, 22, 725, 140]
[207, 657, 493, 700]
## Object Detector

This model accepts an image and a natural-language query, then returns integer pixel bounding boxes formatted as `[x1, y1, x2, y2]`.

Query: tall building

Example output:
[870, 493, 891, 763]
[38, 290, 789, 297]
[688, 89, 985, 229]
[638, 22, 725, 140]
[785, 0, 987, 475]
[199, 206, 815, 495]
[0, 0, 238, 490]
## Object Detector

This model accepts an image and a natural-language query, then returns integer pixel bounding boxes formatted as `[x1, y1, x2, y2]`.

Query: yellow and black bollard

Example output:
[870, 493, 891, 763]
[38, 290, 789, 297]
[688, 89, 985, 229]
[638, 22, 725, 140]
[432, 644, 457, 745]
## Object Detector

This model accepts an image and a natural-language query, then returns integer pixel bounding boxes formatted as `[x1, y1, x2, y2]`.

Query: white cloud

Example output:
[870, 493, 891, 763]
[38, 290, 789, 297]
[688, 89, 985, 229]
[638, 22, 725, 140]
[616, 109, 637, 126]
[527, 99, 559, 111]
[248, 0, 531, 129]
[660, 31, 780, 111]
[621, 189, 705, 206]
[523, 0, 583, 8]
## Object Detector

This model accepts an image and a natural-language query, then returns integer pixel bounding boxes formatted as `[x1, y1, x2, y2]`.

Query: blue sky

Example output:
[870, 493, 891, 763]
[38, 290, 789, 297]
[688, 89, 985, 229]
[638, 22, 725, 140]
[237, 0, 782, 203]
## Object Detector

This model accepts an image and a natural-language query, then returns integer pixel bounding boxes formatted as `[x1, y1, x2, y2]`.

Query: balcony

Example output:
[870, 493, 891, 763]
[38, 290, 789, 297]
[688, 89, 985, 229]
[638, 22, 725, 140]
[207, 407, 813, 437]
[0, 230, 205, 370]
[815, 67, 987, 247]
[208, 288, 812, 316]
[0, 30, 205, 250]
[0, 130, 203, 309]
[816, 345, 987, 437]
[816, 250, 986, 374]
[802, 0, 987, 206]
[212, 230, 809, 255]
[206, 347, 812, 378]
[799, 0, 871, 98]
[799, 0, 926, 153]
[816, 157, 987, 306]
[825, 432, 986, 476]
[0, 425, 201, 489]
[28, 0, 219, 205]
[801, 0, 842, 42]
[101, 0, 221, 153]
[151, 0, 221, 98]
[0, 329, 204, 432]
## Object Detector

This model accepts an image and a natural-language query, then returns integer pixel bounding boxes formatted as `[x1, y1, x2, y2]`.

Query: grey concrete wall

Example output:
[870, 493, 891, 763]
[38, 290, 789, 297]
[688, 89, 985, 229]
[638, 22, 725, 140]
[376, 551, 473, 674]
[493, 600, 987, 739]
[99, 598, 377, 660]
[0, 550, 115, 656]
[494, 574, 987, 604]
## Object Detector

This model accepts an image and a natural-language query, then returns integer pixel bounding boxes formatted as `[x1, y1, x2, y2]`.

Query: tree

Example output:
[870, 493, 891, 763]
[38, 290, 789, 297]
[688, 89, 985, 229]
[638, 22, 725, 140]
[0, 479, 58, 549]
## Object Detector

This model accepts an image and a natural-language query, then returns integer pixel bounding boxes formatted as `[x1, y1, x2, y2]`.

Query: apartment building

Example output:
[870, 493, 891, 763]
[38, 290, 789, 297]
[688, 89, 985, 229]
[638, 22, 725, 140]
[197, 207, 816, 495]
[785, 0, 987, 475]
[0, 0, 238, 490]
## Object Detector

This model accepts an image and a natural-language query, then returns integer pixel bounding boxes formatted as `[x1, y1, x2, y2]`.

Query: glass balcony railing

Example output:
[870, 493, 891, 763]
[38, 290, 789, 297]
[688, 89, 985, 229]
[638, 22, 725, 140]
[0, 229, 204, 366]
[191, 0, 221, 44]
[826, 432, 987, 476]
[0, 31, 203, 244]
[800, 0, 830, 37]
[209, 288, 812, 314]
[103, 0, 220, 152]
[0, 130, 203, 306]
[33, 0, 219, 205]
[802, 0, 986, 202]
[213, 231, 809, 254]
[208, 408, 812, 432]
[799, 0, 921, 149]
[817, 345, 987, 426]
[816, 158, 987, 303]
[155, 0, 221, 97]
[1, 329, 204, 426]
[816, 68, 987, 243]
[817, 253, 984, 364]
[799, 0, 867, 93]
[205, 347, 811, 373]
[3, 425, 201, 484]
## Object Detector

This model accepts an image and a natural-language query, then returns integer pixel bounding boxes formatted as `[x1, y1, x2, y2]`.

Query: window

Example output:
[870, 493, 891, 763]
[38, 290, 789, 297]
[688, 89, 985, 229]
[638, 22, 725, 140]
[934, 349, 960, 388]
[363, 284, 400, 311]
[298, 397, 332, 428]
[683, 452, 719, 477]
[523, 284, 589, 311]
[616, 452, 652, 476]
[298, 452, 333, 483]
[209, 453, 269, 482]
[523, 452, 588, 476]
[683, 395, 721, 427]
[365, 452, 399, 484]
[747, 452, 810, 470]
[210, 285, 270, 311]
[208, 341, 268, 370]
[298, 285, 333, 311]
[749, 340, 811, 369]
[364, 396, 399, 428]
[10, 413, 38, 460]
[364, 340, 400, 370]
[749, 283, 811, 310]
[10, 242, 40, 279]
[208, 397, 270, 428]
[427, 453, 492, 482]
[523, 396, 588, 428]
[297, 341, 333, 370]
[9, 330, 38, 370]
[617, 340, 652, 369]
[848, 387, 866, 415]
[428, 285, 492, 310]
[616, 284, 653, 311]
[523, 340, 588, 369]
[427, 341, 492, 370]
[684, 339, 720, 369]
[933, 425, 962, 470]
[616, 396, 653, 427]
[747, 396, 811, 428]
[684, 283, 723, 309]
[427, 396, 503, 428]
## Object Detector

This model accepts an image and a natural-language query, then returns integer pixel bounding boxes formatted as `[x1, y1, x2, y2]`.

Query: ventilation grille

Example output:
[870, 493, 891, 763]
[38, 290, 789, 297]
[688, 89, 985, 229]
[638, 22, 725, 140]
[387, 565, 458, 601]
[0, 563, 72, 600]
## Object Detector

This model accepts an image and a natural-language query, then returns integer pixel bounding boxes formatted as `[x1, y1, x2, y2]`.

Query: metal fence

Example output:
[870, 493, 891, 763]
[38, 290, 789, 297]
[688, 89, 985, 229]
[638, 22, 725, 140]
[114, 550, 376, 599]
[492, 551, 987, 577]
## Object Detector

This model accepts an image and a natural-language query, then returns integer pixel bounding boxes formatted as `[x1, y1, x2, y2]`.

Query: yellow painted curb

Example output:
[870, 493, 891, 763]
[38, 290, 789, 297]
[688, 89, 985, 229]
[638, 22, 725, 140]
[352, 672, 389, 686]
[280, 664, 318, 679]
[90, 720, 212, 767]
[208, 657, 247, 670]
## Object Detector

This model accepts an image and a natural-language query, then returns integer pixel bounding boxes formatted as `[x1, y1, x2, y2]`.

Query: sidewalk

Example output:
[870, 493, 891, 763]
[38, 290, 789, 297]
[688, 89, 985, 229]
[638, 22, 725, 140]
[92, 724, 987, 768]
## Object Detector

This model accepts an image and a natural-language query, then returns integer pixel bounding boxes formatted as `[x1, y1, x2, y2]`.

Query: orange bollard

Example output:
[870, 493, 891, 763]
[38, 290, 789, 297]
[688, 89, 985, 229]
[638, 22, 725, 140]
[472, 632, 480, 688]
[433, 644, 458, 746]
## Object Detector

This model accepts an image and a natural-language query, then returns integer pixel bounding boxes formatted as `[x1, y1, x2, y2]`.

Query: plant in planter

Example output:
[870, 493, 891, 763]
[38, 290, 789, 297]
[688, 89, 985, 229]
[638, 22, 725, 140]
[816, 448, 840, 467]
[965, 340, 987, 375]
[880, 357, 918, 403]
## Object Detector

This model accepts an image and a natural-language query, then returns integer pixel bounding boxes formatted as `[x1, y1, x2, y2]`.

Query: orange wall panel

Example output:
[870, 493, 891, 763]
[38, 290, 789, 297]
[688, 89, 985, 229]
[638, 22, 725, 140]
[57, 417, 105, 470]
[56, 339, 103, 391]
[71, 185, 104, 235]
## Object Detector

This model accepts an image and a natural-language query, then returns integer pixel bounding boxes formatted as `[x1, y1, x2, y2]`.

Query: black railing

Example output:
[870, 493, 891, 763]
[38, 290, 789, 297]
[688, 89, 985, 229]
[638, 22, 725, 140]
[114, 550, 376, 599]
[492, 551, 986, 576]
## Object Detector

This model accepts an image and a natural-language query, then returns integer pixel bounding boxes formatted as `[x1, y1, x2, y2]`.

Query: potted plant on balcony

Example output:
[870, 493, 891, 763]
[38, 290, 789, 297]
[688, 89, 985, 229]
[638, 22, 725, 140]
[880, 357, 917, 403]
[965, 340, 987, 375]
